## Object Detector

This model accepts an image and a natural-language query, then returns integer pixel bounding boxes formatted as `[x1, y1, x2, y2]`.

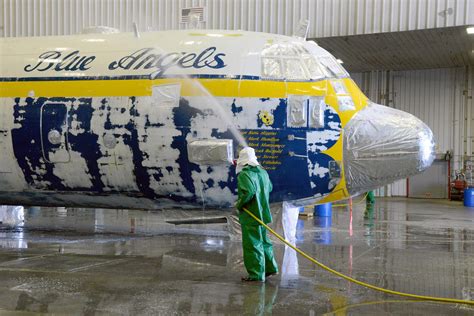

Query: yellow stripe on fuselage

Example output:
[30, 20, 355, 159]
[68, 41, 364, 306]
[0, 78, 328, 98]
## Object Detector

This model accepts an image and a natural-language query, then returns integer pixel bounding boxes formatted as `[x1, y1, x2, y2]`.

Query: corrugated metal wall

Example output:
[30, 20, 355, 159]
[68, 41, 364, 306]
[1, 0, 473, 38]
[392, 68, 459, 154]
[352, 67, 474, 196]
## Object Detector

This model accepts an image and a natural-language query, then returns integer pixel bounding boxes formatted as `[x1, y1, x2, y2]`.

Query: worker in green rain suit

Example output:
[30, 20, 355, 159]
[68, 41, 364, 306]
[364, 191, 376, 219]
[235, 147, 278, 282]
[366, 191, 375, 205]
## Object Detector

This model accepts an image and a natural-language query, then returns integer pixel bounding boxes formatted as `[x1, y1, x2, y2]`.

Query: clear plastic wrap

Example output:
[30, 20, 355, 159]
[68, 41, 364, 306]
[261, 41, 325, 81]
[343, 102, 435, 195]
[287, 95, 308, 127]
[308, 96, 325, 128]
[0, 205, 24, 227]
[187, 139, 234, 165]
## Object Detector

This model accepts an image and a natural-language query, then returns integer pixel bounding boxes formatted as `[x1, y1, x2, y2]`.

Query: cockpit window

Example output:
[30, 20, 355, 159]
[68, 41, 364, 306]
[261, 42, 325, 81]
[262, 57, 283, 78]
[318, 56, 349, 78]
[302, 54, 321, 78]
[282, 59, 307, 80]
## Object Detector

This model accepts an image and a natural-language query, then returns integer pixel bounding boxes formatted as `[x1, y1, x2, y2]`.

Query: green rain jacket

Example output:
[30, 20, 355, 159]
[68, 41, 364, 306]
[236, 165, 273, 226]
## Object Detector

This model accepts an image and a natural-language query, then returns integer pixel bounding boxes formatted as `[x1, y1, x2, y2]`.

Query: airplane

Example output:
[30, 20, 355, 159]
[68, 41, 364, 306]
[0, 28, 435, 210]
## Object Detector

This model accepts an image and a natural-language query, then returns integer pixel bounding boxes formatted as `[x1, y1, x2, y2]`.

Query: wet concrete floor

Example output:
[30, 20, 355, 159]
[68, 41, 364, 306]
[0, 197, 473, 315]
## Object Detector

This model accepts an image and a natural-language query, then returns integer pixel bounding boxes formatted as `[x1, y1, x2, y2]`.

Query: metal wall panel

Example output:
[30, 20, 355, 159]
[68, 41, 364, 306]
[409, 160, 448, 198]
[1, 0, 473, 38]
[392, 68, 465, 198]
[392, 68, 457, 155]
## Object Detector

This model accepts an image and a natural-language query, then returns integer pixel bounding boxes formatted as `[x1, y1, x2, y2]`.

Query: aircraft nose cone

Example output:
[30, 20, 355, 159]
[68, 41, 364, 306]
[343, 102, 435, 195]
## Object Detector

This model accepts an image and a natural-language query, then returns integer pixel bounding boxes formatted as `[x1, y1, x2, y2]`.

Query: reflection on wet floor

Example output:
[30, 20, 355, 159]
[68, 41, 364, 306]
[0, 198, 473, 314]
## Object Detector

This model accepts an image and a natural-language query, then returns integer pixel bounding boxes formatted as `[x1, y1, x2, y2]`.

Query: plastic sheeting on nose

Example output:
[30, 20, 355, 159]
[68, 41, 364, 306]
[343, 103, 435, 195]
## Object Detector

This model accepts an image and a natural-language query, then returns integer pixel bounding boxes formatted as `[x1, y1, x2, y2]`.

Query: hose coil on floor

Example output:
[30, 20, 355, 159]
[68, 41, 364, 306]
[242, 208, 474, 306]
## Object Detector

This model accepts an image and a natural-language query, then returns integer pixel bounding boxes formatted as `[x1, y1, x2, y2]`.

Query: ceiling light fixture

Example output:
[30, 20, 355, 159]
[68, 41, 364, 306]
[336, 59, 344, 64]
[467, 26, 474, 34]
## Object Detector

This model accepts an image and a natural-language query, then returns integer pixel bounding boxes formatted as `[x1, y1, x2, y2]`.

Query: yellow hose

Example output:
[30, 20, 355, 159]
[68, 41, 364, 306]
[242, 207, 474, 306]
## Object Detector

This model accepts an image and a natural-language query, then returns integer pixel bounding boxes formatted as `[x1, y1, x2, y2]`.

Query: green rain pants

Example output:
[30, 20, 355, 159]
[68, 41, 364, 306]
[366, 191, 375, 204]
[241, 224, 278, 281]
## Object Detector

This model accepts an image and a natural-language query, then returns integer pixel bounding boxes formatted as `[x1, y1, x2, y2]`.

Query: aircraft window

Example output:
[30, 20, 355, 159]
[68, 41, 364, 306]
[261, 42, 324, 81]
[103, 134, 117, 149]
[318, 56, 349, 78]
[282, 59, 306, 80]
[262, 57, 283, 79]
[47, 130, 62, 145]
[309, 96, 326, 128]
[290, 44, 306, 56]
[302, 54, 323, 79]
[287, 95, 308, 127]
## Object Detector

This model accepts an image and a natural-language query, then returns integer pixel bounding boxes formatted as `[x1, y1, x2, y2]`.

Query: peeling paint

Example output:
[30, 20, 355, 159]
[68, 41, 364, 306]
[306, 105, 342, 195]
[2, 87, 344, 208]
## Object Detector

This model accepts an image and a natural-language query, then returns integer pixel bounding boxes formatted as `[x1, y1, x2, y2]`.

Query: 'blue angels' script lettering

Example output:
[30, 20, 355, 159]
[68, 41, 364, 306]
[24, 47, 227, 77]
[109, 47, 226, 78]
[24, 51, 95, 72]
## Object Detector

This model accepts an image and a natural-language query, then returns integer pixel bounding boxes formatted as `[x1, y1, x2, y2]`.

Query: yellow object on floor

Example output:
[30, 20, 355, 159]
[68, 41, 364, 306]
[242, 208, 474, 306]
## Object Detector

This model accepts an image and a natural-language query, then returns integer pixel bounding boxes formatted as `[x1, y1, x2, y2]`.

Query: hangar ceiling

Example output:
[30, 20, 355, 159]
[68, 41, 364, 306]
[314, 26, 474, 72]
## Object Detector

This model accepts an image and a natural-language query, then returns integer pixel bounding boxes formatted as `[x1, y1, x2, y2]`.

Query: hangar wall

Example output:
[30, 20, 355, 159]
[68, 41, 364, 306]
[1, 0, 473, 38]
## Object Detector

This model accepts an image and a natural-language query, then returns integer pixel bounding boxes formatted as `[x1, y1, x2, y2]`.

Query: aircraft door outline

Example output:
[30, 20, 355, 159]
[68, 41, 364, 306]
[40, 102, 71, 163]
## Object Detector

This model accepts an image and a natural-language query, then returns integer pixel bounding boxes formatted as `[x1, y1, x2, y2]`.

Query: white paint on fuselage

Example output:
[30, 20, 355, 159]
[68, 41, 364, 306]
[134, 85, 194, 198]
[90, 96, 139, 192]
[0, 99, 27, 191]
[51, 150, 92, 188]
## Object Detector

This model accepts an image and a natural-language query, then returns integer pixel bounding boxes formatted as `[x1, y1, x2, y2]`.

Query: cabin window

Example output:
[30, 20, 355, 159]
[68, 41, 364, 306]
[287, 95, 308, 127]
[103, 134, 117, 149]
[287, 95, 328, 129]
[309, 96, 325, 128]
[338, 96, 356, 112]
[47, 130, 62, 145]
[330, 80, 355, 112]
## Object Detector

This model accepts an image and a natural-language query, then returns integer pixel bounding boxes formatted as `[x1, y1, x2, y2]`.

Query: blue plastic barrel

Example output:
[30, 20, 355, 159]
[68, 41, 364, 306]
[464, 188, 474, 207]
[315, 203, 332, 217]
[314, 211, 332, 244]
[315, 216, 332, 228]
